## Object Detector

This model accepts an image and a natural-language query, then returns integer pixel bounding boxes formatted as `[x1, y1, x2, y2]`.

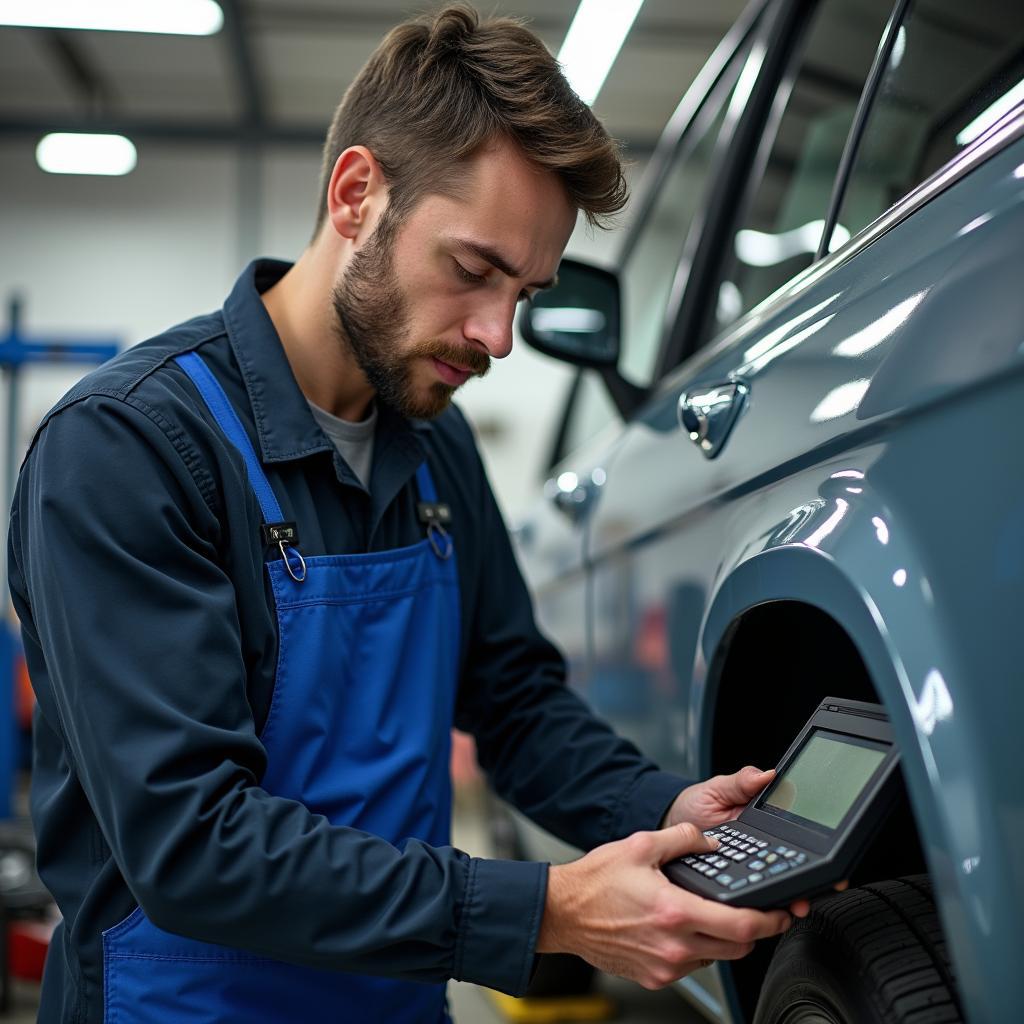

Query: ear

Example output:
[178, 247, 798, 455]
[326, 146, 387, 242]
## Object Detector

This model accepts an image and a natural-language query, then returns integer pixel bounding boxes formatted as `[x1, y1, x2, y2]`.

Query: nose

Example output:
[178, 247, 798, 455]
[462, 297, 516, 360]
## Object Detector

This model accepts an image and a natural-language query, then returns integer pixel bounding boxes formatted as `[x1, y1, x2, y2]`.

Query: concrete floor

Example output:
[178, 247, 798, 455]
[2, 788, 709, 1023]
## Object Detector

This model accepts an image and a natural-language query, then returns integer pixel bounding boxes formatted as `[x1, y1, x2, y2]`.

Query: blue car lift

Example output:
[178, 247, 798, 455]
[1, 295, 119, 820]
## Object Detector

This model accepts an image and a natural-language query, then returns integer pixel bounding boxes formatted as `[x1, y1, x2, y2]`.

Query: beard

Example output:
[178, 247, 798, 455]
[330, 215, 490, 420]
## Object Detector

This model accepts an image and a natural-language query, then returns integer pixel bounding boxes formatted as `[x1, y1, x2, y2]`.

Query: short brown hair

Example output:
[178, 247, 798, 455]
[313, 4, 628, 237]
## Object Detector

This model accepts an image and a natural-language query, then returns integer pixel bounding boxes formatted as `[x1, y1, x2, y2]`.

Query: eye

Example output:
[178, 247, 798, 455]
[453, 260, 485, 285]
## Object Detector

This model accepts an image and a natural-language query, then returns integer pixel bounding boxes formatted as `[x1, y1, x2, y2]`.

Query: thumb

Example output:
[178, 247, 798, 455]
[723, 765, 774, 802]
[651, 822, 718, 864]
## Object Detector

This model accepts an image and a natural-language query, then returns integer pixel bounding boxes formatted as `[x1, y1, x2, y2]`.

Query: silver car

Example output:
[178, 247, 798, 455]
[512, 0, 1024, 1021]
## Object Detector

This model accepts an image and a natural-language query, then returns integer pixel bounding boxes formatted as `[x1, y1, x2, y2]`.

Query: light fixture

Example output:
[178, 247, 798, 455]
[0, 0, 223, 35]
[558, 0, 645, 106]
[36, 133, 137, 176]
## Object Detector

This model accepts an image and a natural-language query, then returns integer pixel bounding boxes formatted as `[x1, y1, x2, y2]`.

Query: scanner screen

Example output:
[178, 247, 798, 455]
[763, 730, 887, 830]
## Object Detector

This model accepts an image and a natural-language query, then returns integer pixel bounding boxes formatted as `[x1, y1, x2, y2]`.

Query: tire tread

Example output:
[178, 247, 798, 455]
[754, 874, 962, 1024]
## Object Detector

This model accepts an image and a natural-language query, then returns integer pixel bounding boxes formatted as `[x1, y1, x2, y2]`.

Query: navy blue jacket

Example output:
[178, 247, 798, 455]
[7, 260, 690, 1024]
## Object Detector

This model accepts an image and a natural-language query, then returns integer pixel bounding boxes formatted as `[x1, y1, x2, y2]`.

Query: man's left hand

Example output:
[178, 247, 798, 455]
[662, 765, 848, 919]
[663, 765, 773, 832]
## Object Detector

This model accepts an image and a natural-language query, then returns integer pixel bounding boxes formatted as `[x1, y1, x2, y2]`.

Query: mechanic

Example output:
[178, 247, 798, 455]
[7, 7, 807, 1023]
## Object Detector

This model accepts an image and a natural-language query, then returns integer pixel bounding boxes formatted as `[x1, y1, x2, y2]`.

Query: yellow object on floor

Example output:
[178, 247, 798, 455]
[484, 990, 616, 1022]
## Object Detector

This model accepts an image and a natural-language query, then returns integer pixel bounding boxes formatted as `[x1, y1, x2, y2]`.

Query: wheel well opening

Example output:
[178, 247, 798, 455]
[708, 601, 929, 1022]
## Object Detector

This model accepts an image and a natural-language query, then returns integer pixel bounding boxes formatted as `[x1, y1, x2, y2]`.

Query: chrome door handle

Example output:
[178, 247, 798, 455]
[677, 380, 749, 459]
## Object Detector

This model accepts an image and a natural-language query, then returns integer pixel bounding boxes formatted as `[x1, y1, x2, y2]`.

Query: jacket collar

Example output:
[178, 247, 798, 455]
[221, 259, 432, 472]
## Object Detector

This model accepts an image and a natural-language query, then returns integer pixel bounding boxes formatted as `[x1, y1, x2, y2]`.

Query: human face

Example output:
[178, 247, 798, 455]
[331, 140, 575, 419]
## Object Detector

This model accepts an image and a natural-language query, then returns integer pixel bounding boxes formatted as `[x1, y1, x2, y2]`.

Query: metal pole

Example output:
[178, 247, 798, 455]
[2, 295, 24, 593]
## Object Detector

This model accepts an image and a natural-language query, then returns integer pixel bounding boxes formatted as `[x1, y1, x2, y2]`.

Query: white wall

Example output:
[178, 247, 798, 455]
[0, 140, 635, 549]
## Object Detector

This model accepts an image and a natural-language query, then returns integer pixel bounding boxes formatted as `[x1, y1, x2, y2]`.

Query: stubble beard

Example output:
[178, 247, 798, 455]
[330, 216, 490, 420]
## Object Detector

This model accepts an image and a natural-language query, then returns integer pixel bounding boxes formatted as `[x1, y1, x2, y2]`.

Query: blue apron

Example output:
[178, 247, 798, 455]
[101, 351, 461, 1023]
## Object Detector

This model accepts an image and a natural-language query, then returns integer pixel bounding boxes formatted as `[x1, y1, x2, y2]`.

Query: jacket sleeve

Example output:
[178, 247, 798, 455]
[453, 435, 691, 852]
[8, 394, 543, 997]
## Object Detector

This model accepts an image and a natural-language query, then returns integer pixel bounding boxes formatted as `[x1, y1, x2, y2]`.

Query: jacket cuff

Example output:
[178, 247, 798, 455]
[611, 769, 692, 840]
[453, 857, 548, 996]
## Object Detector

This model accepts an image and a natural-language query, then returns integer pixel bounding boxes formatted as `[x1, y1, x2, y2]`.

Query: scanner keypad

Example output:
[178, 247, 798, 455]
[675, 824, 808, 890]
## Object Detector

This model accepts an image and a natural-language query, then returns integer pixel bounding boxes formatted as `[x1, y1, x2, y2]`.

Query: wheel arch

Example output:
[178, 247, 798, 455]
[693, 543, 980, 1021]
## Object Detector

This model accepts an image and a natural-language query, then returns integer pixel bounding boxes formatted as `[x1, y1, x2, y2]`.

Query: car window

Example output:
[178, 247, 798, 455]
[708, 0, 895, 340]
[617, 46, 750, 390]
[552, 43, 753, 464]
[832, 0, 1024, 242]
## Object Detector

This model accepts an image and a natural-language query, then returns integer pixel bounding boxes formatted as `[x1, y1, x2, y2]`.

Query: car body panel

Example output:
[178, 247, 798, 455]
[514, 82, 1024, 1018]
[581, 135, 1024, 1023]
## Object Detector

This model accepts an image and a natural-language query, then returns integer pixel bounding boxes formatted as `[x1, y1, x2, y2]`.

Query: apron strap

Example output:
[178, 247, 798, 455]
[176, 350, 448, 569]
[414, 463, 438, 503]
[175, 351, 306, 581]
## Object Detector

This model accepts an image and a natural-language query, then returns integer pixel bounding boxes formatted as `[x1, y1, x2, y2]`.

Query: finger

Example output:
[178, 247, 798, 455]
[788, 898, 810, 918]
[651, 822, 719, 864]
[690, 901, 792, 943]
[834, 880, 849, 892]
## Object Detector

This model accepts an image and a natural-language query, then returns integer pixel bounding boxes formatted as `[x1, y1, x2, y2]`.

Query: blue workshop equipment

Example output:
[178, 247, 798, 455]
[0, 621, 14, 821]
[1, 294, 120, 818]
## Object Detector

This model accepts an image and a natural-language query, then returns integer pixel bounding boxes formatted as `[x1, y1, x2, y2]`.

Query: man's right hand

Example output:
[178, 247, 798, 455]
[536, 823, 792, 990]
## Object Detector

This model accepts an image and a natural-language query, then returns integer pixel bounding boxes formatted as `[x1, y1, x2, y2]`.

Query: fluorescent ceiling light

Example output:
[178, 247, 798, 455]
[956, 76, 1024, 147]
[558, 0, 645, 106]
[0, 0, 223, 35]
[36, 133, 137, 176]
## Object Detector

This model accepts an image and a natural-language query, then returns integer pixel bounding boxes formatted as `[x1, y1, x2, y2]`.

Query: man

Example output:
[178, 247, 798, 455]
[7, 6, 809, 1022]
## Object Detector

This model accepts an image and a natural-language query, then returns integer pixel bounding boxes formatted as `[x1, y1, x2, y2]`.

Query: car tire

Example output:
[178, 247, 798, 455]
[753, 875, 962, 1024]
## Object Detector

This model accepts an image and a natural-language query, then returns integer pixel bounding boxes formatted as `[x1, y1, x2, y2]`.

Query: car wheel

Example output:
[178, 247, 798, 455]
[753, 876, 962, 1024]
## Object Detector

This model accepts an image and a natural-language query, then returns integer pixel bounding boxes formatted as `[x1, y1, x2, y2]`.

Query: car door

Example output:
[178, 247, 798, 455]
[583, 0, 898, 1018]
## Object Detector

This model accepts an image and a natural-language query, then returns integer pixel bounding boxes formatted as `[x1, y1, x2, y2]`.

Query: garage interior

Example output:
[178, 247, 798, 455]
[2, 0, 1016, 1022]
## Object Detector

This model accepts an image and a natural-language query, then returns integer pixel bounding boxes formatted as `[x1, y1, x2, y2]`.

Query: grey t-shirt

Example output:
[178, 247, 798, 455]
[307, 399, 377, 489]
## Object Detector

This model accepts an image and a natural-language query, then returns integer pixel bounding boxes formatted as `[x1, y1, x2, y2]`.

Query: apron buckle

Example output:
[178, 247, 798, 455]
[427, 522, 453, 561]
[279, 541, 307, 582]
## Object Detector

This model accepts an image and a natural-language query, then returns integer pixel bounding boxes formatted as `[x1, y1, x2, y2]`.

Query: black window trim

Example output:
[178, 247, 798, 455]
[654, 0, 815, 380]
[816, 0, 912, 259]
[545, 370, 582, 472]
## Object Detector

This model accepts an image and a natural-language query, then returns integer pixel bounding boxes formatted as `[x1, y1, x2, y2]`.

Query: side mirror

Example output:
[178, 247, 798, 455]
[519, 258, 620, 369]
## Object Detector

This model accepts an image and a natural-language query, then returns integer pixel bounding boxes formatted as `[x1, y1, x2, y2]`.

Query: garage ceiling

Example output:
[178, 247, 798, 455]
[0, 0, 747, 155]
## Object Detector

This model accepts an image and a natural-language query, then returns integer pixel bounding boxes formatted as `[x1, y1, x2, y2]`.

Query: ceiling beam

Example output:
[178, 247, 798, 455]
[248, 4, 727, 46]
[45, 29, 113, 114]
[0, 115, 320, 145]
[0, 114, 658, 155]
[219, 0, 265, 128]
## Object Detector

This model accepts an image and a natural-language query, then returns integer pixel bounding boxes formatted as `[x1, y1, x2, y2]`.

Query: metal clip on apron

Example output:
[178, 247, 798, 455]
[102, 350, 461, 1024]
